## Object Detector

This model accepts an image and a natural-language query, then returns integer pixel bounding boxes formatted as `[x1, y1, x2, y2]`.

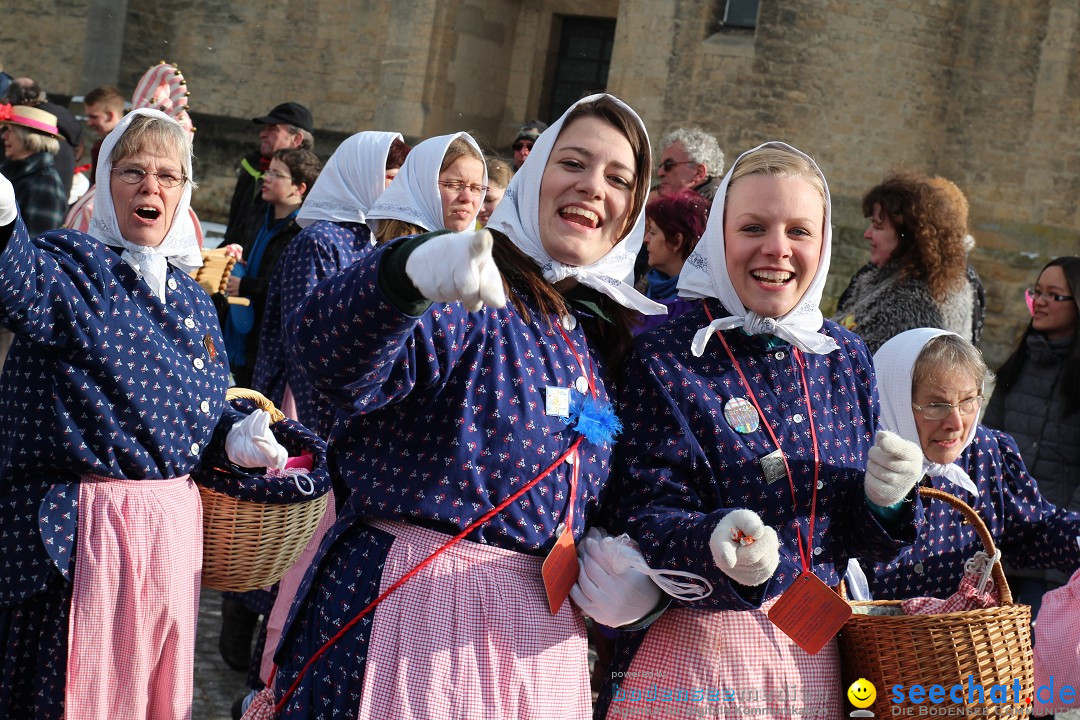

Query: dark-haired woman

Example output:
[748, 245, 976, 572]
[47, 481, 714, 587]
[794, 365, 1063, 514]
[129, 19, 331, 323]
[833, 170, 975, 353]
[262, 94, 664, 719]
[984, 256, 1080, 611]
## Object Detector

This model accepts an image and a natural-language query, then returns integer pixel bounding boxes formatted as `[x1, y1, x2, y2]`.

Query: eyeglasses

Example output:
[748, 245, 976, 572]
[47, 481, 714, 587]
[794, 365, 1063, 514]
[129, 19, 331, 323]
[438, 180, 489, 197]
[657, 160, 697, 173]
[261, 170, 293, 182]
[112, 166, 187, 188]
[512, 141, 534, 152]
[911, 395, 984, 421]
[1025, 287, 1075, 303]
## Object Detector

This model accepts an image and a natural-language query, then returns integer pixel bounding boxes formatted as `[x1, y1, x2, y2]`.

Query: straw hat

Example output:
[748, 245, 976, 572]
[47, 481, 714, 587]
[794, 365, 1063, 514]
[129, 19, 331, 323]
[0, 104, 60, 137]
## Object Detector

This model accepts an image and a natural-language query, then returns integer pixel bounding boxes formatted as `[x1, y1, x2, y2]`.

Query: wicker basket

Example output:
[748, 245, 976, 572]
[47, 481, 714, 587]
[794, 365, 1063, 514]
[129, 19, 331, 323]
[199, 388, 329, 592]
[839, 486, 1033, 714]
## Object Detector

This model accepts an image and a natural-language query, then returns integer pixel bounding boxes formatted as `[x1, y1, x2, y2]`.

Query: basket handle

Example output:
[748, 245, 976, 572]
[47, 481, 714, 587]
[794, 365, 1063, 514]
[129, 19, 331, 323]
[916, 485, 1012, 605]
[226, 387, 286, 424]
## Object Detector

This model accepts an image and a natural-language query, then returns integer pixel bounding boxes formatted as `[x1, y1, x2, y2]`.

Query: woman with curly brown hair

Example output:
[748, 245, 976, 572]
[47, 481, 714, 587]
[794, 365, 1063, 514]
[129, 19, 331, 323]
[833, 170, 976, 353]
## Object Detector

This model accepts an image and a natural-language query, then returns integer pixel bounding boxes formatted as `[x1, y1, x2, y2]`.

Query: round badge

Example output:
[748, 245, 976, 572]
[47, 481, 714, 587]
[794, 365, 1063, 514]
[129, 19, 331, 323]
[723, 396, 759, 434]
[575, 376, 589, 394]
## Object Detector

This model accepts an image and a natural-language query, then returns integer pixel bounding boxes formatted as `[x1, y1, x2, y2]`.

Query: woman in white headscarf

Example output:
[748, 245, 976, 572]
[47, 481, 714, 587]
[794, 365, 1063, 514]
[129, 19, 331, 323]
[366, 131, 486, 243]
[0, 108, 285, 718]
[588, 142, 927, 720]
[252, 130, 410, 436]
[851, 328, 1080, 603]
[256, 94, 663, 720]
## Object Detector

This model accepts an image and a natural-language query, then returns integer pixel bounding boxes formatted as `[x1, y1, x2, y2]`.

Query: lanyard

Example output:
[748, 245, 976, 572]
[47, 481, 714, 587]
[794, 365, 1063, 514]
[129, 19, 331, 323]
[556, 319, 593, 531]
[703, 302, 822, 574]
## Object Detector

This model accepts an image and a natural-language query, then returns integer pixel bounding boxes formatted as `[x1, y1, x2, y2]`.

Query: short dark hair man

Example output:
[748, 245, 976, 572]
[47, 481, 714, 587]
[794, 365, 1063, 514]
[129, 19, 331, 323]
[223, 101, 314, 246]
[83, 85, 125, 135]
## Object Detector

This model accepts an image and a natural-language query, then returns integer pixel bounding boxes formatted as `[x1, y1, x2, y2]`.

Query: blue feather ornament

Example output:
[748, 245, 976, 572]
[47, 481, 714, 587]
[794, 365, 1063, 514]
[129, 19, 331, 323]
[569, 392, 622, 446]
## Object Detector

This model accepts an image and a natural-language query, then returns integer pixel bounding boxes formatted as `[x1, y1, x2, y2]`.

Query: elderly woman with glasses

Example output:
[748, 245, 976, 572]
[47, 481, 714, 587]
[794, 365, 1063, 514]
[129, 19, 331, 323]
[0, 109, 286, 718]
[849, 328, 1080, 604]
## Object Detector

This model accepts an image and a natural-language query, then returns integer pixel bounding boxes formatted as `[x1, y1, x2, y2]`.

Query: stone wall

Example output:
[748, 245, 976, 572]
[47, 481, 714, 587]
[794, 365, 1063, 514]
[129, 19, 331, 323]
[3, 0, 1078, 366]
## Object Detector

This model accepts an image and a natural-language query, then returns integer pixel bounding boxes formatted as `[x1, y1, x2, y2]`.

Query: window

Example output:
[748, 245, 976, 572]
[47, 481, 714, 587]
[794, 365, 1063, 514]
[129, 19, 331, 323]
[544, 16, 616, 121]
[722, 0, 759, 29]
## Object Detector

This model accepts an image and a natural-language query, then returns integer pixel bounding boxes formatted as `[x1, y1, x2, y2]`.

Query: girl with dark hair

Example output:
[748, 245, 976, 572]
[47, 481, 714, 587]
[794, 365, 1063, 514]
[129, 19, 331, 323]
[258, 94, 664, 719]
[833, 170, 976, 353]
[641, 188, 709, 301]
[984, 256, 1080, 609]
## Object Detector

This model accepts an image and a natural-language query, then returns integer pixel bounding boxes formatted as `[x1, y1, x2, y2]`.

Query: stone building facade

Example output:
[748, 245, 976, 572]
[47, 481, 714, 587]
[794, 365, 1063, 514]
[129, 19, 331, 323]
[3, 0, 1079, 366]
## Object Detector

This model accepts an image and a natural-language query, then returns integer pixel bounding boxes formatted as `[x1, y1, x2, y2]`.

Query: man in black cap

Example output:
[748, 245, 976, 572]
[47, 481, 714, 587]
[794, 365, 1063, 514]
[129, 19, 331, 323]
[222, 101, 314, 246]
[511, 119, 547, 170]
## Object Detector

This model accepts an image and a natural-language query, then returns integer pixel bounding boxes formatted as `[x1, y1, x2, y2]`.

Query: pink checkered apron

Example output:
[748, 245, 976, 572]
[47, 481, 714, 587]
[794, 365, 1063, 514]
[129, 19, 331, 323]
[65, 474, 202, 720]
[604, 598, 842, 720]
[258, 499, 337, 684]
[356, 519, 591, 720]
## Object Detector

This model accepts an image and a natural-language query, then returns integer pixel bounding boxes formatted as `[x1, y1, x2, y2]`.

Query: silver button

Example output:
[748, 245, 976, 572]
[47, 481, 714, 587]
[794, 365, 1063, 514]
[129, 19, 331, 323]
[913, 562, 924, 575]
[184, 318, 196, 329]
[200, 401, 211, 413]
[560, 314, 577, 331]
[793, 413, 804, 424]
[190, 442, 201, 455]
[193, 357, 205, 370]
[555, 522, 566, 538]
[816, 480, 824, 490]
[565, 453, 577, 466]
[775, 351, 786, 360]
[813, 546, 823, 556]
[575, 376, 589, 394]
[167, 278, 178, 291]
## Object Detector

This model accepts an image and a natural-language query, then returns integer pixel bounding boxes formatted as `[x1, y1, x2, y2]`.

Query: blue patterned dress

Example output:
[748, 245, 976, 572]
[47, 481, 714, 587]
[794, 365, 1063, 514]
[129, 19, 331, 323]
[270, 240, 618, 718]
[867, 425, 1080, 600]
[252, 220, 373, 438]
[0, 214, 234, 717]
[594, 300, 923, 718]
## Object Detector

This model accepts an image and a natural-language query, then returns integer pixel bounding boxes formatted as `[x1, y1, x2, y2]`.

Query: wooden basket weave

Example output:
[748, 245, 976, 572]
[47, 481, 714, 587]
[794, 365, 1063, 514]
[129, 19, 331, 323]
[838, 486, 1033, 714]
[200, 388, 328, 593]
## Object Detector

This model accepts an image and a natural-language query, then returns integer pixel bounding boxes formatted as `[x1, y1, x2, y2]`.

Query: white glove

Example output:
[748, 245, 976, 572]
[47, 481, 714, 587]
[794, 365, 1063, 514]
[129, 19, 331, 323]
[0, 171, 17, 227]
[709, 509, 780, 587]
[225, 410, 288, 470]
[405, 228, 506, 311]
[864, 430, 924, 507]
[569, 529, 661, 628]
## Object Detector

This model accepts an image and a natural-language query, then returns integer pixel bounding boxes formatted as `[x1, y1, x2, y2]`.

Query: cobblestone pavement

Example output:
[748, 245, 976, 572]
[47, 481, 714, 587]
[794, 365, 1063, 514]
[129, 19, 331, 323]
[193, 588, 250, 720]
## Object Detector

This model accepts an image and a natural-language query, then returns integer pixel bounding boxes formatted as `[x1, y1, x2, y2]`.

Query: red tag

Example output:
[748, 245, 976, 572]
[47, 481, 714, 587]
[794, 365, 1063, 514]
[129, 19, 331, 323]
[767, 572, 852, 655]
[542, 530, 579, 615]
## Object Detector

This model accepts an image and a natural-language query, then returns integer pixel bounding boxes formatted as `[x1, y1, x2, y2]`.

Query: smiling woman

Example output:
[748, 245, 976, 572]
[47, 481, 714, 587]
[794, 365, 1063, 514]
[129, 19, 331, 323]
[261, 94, 664, 720]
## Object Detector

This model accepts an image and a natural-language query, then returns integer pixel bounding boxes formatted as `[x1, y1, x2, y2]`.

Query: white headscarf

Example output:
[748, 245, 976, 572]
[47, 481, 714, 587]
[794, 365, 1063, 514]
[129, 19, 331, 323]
[485, 93, 665, 315]
[89, 108, 201, 300]
[678, 141, 839, 355]
[296, 130, 403, 230]
[365, 132, 485, 235]
[873, 328, 980, 496]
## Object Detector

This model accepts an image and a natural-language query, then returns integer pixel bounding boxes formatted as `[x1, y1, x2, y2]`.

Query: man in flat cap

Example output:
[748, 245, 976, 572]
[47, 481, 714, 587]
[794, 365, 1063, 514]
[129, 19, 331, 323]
[223, 101, 314, 247]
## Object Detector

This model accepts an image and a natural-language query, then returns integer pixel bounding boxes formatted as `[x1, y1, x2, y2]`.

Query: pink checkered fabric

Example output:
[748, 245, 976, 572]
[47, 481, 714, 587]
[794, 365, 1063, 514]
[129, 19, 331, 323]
[357, 519, 591, 720]
[604, 598, 842, 720]
[259, 500, 337, 684]
[66, 475, 202, 720]
[901, 573, 998, 615]
[1033, 568, 1080, 716]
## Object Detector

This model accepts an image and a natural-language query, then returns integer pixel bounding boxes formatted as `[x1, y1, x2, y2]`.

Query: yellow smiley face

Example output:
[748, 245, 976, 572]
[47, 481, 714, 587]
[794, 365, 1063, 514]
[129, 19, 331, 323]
[847, 678, 877, 709]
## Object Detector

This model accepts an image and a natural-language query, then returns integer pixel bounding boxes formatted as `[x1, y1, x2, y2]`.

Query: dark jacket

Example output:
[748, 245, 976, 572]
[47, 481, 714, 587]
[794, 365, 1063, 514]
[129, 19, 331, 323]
[37, 100, 82, 198]
[984, 333, 1080, 513]
[223, 150, 268, 247]
[1, 152, 66, 236]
